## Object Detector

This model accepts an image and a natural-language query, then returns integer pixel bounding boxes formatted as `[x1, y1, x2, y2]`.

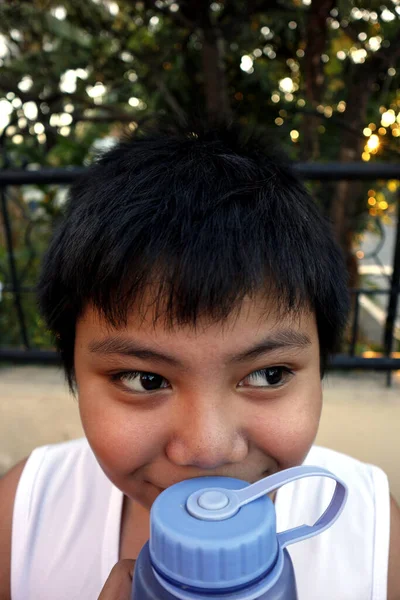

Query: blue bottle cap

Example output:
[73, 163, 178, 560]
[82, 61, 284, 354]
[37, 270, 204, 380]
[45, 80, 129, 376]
[149, 476, 278, 592]
[149, 466, 348, 594]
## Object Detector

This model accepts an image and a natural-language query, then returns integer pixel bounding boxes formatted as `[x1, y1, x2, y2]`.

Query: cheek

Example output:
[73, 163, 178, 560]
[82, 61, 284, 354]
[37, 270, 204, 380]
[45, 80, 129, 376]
[77, 377, 167, 479]
[248, 382, 322, 469]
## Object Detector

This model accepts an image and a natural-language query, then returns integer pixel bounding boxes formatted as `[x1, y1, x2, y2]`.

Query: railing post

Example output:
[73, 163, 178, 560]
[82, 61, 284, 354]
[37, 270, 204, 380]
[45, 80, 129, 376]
[0, 187, 31, 349]
[349, 290, 360, 356]
[0, 133, 30, 349]
[382, 189, 400, 387]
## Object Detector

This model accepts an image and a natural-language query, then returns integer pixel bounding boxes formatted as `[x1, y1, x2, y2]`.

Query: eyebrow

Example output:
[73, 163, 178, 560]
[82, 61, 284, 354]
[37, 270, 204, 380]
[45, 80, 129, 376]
[88, 329, 311, 368]
[228, 330, 311, 363]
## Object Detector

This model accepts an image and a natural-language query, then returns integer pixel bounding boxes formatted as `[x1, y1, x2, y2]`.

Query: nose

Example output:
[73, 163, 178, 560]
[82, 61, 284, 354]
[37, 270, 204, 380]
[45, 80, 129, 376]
[165, 394, 248, 470]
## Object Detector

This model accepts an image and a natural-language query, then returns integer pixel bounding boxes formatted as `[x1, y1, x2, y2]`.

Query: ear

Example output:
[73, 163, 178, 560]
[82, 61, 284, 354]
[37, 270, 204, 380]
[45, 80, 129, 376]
[388, 494, 400, 600]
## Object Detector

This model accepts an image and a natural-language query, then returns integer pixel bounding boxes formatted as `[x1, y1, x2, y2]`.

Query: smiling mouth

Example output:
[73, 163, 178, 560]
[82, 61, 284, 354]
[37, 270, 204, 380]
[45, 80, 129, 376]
[152, 484, 165, 493]
[151, 472, 272, 492]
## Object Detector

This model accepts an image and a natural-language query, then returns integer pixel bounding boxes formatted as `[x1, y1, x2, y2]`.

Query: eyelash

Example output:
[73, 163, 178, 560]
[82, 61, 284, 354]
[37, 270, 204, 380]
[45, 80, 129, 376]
[244, 367, 293, 385]
[110, 366, 294, 393]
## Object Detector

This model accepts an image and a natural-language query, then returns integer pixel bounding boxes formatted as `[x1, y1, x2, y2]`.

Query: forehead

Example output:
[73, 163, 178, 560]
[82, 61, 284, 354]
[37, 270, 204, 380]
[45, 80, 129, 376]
[77, 294, 319, 350]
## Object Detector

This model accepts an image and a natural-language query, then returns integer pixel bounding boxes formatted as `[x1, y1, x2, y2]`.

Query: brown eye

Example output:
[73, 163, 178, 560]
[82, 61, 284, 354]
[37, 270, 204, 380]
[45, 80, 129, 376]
[113, 371, 170, 392]
[240, 367, 293, 388]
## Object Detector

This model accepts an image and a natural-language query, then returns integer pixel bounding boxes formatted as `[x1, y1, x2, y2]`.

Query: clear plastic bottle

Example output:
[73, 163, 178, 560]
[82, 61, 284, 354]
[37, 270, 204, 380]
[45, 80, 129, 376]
[131, 466, 347, 599]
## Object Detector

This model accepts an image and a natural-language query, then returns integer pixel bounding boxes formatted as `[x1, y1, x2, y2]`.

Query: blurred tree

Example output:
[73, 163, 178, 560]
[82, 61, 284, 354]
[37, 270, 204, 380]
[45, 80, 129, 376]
[1, 0, 400, 347]
[1, 2, 399, 161]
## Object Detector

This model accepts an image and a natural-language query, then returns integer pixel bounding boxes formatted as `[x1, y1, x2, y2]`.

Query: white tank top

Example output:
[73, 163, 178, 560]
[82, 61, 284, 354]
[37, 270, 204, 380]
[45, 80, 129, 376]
[11, 438, 390, 599]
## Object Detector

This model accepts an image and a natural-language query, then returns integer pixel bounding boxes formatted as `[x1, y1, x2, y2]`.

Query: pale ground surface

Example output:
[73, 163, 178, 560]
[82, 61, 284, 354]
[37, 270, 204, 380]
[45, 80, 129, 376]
[1, 366, 400, 502]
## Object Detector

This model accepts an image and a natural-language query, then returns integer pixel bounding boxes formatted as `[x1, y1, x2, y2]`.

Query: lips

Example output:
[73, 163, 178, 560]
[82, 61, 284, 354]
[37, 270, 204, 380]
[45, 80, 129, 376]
[150, 472, 271, 492]
[150, 483, 165, 494]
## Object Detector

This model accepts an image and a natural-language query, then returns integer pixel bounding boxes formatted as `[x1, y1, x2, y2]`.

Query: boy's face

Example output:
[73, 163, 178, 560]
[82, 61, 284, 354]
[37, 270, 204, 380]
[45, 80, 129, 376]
[74, 294, 322, 510]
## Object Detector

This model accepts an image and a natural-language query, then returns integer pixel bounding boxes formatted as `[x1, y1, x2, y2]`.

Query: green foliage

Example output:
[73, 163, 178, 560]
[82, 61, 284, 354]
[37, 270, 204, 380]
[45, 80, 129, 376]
[0, 185, 63, 347]
[0, 292, 54, 348]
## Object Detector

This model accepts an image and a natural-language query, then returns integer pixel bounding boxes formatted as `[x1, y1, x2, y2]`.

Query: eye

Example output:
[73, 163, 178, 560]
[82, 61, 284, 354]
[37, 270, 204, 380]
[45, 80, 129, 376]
[239, 367, 293, 388]
[111, 371, 170, 393]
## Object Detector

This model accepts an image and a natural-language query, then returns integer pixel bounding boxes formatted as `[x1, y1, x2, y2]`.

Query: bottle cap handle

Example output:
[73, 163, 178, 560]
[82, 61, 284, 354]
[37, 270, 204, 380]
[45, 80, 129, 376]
[272, 466, 348, 548]
[187, 465, 348, 548]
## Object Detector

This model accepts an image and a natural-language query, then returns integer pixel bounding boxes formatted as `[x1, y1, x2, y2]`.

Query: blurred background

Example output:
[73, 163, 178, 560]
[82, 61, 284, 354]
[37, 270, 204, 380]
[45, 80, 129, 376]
[0, 0, 399, 498]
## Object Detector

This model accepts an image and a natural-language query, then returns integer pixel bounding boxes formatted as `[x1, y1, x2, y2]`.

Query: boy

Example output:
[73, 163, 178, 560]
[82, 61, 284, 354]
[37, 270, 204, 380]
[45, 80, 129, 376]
[0, 121, 399, 600]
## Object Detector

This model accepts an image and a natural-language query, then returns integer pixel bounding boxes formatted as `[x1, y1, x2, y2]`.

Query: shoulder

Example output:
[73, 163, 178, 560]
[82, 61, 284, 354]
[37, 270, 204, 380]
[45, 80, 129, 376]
[388, 493, 400, 600]
[306, 445, 388, 491]
[0, 438, 91, 600]
[305, 445, 390, 521]
[306, 444, 373, 470]
[309, 446, 400, 599]
[0, 457, 29, 600]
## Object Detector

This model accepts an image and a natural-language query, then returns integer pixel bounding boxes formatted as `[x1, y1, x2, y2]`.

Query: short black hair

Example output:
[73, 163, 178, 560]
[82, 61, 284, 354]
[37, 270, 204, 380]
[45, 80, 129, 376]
[37, 120, 349, 393]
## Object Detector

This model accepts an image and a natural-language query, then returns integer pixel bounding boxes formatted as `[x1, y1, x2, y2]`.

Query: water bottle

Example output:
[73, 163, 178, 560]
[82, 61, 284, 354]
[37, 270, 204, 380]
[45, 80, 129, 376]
[132, 466, 347, 599]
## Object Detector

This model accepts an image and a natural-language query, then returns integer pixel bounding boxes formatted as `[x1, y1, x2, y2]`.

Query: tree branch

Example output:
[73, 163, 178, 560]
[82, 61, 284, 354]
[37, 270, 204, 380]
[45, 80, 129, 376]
[347, 34, 400, 91]
[340, 21, 362, 45]
[0, 75, 139, 123]
[73, 113, 137, 123]
[0, 75, 42, 104]
[369, 35, 400, 69]
[145, 1, 194, 30]
[152, 79, 187, 124]
[218, 0, 297, 39]
[301, 0, 336, 159]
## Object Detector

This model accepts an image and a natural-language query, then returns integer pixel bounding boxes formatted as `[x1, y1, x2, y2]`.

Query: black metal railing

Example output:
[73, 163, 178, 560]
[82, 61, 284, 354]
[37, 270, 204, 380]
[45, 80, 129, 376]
[1, 163, 399, 382]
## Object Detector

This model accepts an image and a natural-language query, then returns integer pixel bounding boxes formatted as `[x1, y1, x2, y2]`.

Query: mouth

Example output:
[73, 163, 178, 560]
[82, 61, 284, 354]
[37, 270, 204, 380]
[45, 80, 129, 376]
[150, 471, 272, 493]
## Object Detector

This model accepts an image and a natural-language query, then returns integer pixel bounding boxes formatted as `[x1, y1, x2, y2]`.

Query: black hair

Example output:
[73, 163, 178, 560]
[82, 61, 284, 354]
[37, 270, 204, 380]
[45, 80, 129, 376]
[37, 120, 350, 393]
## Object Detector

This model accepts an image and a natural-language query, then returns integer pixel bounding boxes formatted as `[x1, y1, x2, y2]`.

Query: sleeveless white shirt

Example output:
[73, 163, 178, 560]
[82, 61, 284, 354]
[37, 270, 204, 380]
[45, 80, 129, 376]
[11, 438, 390, 599]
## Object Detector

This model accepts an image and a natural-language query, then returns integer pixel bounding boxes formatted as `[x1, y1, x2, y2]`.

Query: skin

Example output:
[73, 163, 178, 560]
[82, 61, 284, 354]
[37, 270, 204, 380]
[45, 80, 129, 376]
[74, 295, 323, 554]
